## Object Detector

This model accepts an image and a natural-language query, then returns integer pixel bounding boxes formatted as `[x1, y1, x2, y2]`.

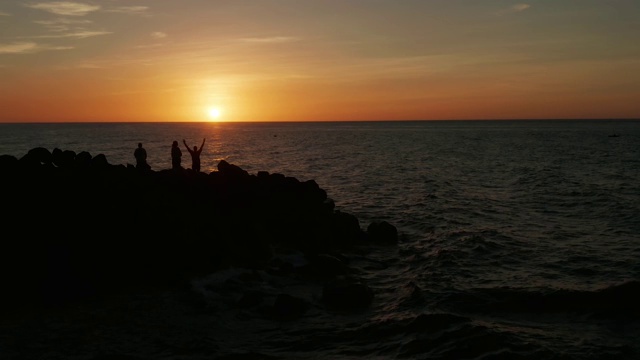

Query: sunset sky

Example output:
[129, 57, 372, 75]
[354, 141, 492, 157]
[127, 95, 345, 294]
[1, 1, 639, 122]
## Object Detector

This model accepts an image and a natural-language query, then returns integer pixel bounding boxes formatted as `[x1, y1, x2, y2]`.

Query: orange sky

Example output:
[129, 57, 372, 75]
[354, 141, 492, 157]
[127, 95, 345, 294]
[1, 1, 639, 122]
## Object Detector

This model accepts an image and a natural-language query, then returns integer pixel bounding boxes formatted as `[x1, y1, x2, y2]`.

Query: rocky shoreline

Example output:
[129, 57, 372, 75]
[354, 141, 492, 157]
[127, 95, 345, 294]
[0, 147, 398, 315]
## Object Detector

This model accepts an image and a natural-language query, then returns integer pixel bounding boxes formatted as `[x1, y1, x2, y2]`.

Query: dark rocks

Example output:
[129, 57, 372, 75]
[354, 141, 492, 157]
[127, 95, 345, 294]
[272, 293, 309, 320]
[322, 276, 374, 310]
[19, 147, 52, 168]
[0, 147, 396, 309]
[92, 153, 110, 168]
[0, 154, 18, 168]
[236, 290, 265, 308]
[304, 253, 350, 279]
[52, 148, 76, 168]
[76, 151, 93, 168]
[217, 159, 249, 178]
[367, 220, 398, 244]
[326, 210, 365, 247]
[27, 147, 53, 165]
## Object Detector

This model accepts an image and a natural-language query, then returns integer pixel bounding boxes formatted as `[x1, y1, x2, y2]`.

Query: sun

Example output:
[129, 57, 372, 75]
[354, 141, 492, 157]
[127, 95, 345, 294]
[207, 107, 222, 121]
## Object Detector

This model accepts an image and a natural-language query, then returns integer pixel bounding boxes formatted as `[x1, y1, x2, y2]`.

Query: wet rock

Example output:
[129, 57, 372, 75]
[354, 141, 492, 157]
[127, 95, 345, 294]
[236, 290, 265, 308]
[304, 253, 349, 279]
[327, 210, 365, 247]
[322, 276, 374, 310]
[272, 293, 308, 320]
[367, 220, 398, 244]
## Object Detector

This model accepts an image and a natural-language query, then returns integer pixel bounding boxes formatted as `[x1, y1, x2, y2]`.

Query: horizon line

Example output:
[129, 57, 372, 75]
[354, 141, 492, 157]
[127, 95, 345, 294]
[1, 118, 639, 125]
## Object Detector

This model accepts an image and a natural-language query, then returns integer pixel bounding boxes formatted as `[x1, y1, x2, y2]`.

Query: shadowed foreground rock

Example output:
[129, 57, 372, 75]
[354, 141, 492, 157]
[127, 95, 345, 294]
[0, 147, 398, 308]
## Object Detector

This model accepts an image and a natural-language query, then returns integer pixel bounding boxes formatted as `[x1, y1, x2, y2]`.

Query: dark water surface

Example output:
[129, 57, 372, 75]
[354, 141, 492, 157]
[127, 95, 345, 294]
[1, 120, 639, 359]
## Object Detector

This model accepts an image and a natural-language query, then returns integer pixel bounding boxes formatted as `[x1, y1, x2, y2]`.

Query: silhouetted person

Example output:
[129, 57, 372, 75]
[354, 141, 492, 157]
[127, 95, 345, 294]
[183, 138, 205, 172]
[134, 142, 149, 170]
[171, 140, 182, 170]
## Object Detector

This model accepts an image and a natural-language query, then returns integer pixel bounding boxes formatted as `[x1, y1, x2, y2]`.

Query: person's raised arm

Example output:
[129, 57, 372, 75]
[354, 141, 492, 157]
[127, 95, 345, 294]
[183, 139, 192, 153]
[200, 138, 206, 150]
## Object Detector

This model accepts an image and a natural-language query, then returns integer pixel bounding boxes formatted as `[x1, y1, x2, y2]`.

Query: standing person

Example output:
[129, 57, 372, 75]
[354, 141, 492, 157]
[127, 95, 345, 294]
[134, 142, 149, 170]
[183, 138, 205, 172]
[171, 140, 182, 170]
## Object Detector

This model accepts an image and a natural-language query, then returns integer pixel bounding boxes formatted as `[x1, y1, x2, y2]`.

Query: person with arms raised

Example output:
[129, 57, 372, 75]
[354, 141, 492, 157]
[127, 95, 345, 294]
[183, 138, 205, 172]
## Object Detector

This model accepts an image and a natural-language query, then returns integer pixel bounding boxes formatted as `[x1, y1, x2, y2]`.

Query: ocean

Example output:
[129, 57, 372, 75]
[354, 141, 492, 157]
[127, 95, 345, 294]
[1, 119, 639, 359]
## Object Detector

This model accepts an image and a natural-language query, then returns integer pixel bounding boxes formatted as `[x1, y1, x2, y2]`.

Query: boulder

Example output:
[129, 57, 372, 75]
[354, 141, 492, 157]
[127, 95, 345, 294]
[0, 154, 18, 169]
[218, 159, 249, 178]
[367, 220, 398, 244]
[304, 253, 349, 278]
[91, 153, 110, 169]
[27, 147, 53, 165]
[272, 293, 309, 320]
[52, 149, 76, 168]
[75, 151, 92, 168]
[322, 276, 374, 310]
[236, 290, 265, 308]
[329, 211, 364, 245]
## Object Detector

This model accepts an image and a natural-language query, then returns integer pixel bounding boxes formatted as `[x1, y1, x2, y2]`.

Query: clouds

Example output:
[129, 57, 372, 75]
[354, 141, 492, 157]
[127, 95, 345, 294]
[25, 1, 150, 17]
[239, 36, 300, 44]
[0, 42, 38, 54]
[36, 30, 113, 39]
[29, 9, 112, 40]
[0, 1, 154, 56]
[34, 18, 92, 32]
[0, 41, 73, 54]
[151, 32, 167, 39]
[27, 2, 100, 16]
[105, 6, 149, 15]
[498, 3, 531, 15]
[511, 4, 531, 12]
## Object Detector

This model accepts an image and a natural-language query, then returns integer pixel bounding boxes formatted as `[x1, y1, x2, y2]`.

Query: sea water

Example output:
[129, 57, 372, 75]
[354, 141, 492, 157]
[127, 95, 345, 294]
[1, 120, 639, 359]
